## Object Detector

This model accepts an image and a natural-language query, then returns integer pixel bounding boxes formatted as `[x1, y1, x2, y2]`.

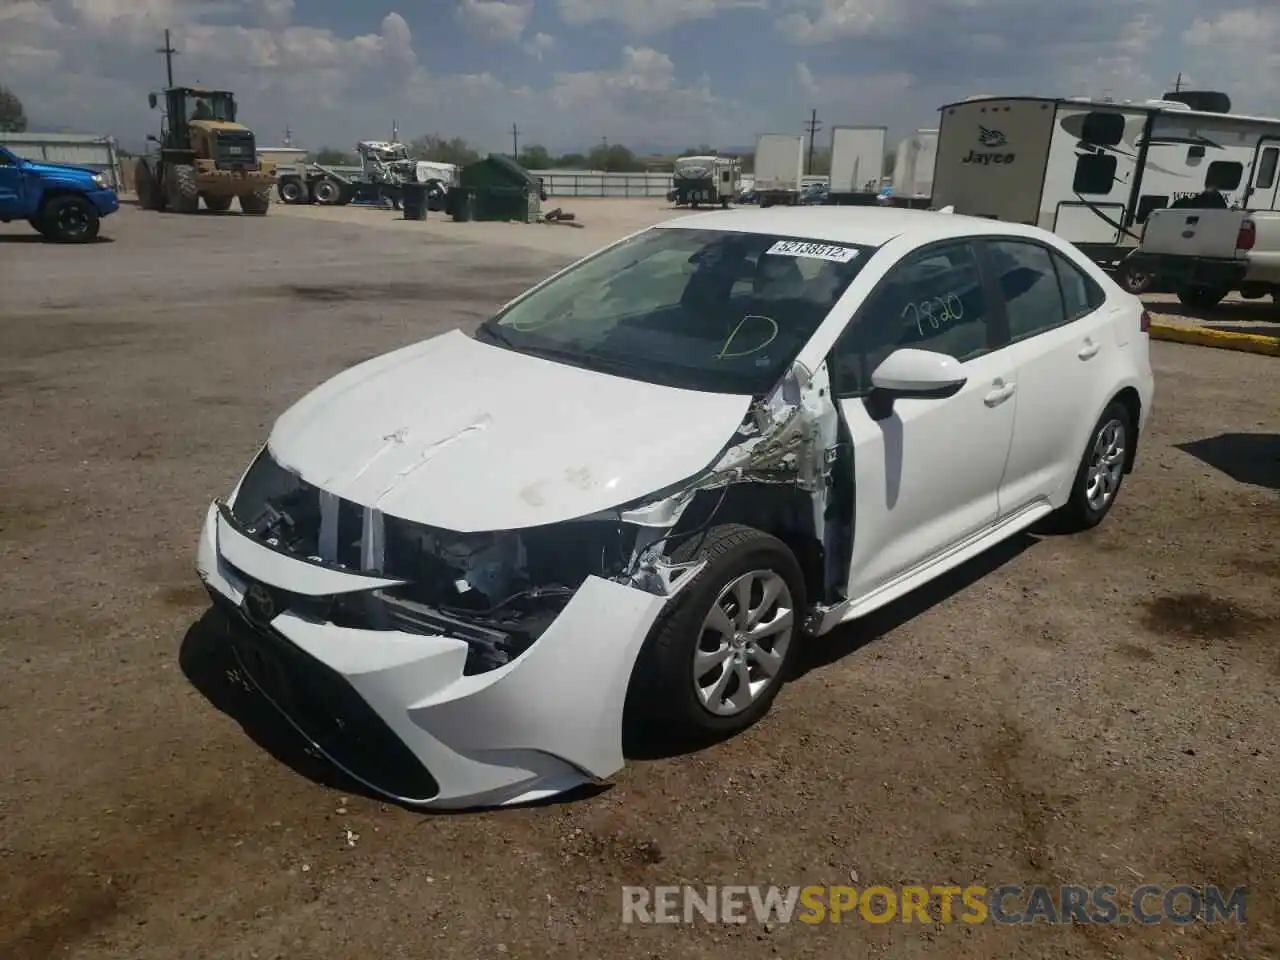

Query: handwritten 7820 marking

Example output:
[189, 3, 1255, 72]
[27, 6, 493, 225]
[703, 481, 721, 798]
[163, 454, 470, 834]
[903, 293, 964, 337]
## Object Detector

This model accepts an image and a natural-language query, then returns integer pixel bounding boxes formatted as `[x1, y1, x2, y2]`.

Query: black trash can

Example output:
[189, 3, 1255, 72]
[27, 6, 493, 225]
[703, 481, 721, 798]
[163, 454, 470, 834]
[452, 187, 476, 222]
[401, 182, 427, 221]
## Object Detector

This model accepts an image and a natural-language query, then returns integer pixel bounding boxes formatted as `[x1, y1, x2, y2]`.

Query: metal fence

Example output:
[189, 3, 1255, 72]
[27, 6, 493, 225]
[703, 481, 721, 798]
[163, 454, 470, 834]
[0, 133, 125, 189]
[528, 170, 673, 197]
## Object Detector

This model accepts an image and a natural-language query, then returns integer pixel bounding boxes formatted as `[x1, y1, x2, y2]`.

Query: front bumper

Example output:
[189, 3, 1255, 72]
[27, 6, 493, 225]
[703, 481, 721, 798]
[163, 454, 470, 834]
[88, 188, 120, 217]
[195, 501, 669, 809]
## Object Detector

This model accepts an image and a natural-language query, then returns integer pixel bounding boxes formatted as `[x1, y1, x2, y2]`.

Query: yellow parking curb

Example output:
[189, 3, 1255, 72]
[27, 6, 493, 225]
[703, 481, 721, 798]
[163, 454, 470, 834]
[1149, 322, 1280, 357]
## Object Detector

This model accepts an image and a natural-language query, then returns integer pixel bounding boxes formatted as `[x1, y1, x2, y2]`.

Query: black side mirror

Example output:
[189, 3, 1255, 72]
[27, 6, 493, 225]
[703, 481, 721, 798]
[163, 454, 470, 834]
[148, 93, 158, 109]
[146, 135, 159, 143]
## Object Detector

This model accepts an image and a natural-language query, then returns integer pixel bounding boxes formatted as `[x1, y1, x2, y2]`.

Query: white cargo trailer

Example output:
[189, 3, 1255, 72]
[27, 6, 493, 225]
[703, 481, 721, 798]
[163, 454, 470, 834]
[753, 133, 805, 206]
[930, 91, 1280, 289]
[891, 128, 937, 200]
[829, 125, 886, 196]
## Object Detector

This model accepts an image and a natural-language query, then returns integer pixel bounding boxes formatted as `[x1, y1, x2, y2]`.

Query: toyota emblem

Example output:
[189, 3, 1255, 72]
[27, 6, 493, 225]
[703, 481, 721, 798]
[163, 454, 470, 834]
[243, 583, 277, 626]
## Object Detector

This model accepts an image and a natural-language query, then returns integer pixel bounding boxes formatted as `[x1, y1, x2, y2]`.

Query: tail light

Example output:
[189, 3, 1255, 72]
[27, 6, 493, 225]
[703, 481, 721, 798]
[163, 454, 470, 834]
[1140, 309, 1151, 333]
[1236, 218, 1256, 250]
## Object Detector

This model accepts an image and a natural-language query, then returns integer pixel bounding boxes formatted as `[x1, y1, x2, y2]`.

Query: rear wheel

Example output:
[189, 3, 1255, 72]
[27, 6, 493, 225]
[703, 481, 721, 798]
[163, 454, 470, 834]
[203, 195, 233, 213]
[240, 190, 271, 215]
[1051, 401, 1133, 532]
[1175, 283, 1229, 310]
[39, 195, 101, 243]
[166, 164, 200, 214]
[312, 179, 341, 205]
[625, 524, 805, 741]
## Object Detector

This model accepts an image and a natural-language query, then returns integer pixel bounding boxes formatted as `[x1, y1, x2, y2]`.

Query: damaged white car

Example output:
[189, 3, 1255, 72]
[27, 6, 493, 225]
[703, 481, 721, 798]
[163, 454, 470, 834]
[197, 207, 1153, 809]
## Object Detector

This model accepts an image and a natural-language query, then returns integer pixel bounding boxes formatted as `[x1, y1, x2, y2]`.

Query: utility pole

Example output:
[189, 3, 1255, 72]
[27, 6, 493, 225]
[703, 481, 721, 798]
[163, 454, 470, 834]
[512, 123, 519, 158]
[1173, 72, 1184, 93]
[804, 108, 821, 175]
[392, 119, 399, 142]
[284, 125, 292, 146]
[601, 136, 609, 171]
[156, 29, 178, 87]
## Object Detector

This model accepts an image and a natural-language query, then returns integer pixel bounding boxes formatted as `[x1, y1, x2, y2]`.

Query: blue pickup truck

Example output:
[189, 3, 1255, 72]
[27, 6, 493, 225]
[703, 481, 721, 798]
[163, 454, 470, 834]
[0, 144, 120, 242]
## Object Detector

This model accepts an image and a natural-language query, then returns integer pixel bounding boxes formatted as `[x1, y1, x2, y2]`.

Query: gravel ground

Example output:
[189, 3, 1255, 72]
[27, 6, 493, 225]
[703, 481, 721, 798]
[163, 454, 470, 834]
[1, 201, 1277, 960]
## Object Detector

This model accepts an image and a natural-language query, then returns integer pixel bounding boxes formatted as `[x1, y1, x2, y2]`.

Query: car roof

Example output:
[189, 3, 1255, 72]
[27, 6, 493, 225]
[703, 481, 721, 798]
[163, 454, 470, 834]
[654, 206, 1055, 248]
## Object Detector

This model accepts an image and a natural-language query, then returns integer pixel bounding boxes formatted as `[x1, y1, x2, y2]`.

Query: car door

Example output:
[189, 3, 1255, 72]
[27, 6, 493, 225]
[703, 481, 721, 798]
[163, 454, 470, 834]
[830, 239, 1018, 603]
[0, 149, 25, 217]
[980, 238, 1117, 515]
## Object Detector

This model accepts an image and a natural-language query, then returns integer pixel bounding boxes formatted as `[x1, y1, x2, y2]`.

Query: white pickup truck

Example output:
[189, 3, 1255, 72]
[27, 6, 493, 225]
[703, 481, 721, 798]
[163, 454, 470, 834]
[1122, 207, 1280, 310]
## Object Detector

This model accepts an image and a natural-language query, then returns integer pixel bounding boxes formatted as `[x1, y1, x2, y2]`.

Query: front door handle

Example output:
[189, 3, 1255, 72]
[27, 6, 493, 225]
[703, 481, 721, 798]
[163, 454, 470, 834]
[1078, 339, 1101, 360]
[984, 382, 1015, 406]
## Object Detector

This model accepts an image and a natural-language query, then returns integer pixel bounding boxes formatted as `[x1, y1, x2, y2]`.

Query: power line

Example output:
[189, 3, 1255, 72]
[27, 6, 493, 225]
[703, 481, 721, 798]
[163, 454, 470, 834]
[512, 123, 519, 158]
[156, 28, 178, 88]
[804, 108, 821, 174]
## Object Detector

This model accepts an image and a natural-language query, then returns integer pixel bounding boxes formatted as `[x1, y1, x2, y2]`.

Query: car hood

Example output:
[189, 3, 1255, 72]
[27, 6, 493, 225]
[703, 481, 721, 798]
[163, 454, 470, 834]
[267, 329, 753, 532]
[21, 160, 99, 181]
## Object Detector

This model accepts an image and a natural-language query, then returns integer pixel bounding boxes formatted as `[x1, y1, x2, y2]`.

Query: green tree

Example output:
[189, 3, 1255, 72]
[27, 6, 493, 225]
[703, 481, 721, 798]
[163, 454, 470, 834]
[516, 144, 552, 169]
[679, 144, 716, 156]
[882, 151, 896, 177]
[410, 134, 481, 167]
[809, 149, 832, 176]
[0, 86, 28, 133]
[553, 152, 587, 168]
[586, 143, 643, 172]
[312, 147, 350, 165]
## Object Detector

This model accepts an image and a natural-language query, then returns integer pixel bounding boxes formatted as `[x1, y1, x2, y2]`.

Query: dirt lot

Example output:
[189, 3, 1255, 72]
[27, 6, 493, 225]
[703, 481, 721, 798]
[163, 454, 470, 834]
[1, 200, 1277, 960]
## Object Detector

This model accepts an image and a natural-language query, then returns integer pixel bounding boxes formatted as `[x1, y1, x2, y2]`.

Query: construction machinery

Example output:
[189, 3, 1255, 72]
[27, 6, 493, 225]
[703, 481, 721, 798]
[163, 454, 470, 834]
[277, 141, 454, 210]
[134, 86, 276, 215]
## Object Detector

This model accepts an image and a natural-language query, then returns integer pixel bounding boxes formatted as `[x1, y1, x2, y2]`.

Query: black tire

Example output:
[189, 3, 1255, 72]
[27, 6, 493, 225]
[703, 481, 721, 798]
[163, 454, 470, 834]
[135, 161, 160, 211]
[625, 524, 806, 742]
[39, 195, 100, 243]
[312, 179, 341, 205]
[240, 190, 271, 216]
[278, 179, 306, 203]
[1175, 284, 1228, 310]
[167, 163, 200, 213]
[203, 195, 233, 213]
[1051, 401, 1134, 533]
[1116, 260, 1153, 295]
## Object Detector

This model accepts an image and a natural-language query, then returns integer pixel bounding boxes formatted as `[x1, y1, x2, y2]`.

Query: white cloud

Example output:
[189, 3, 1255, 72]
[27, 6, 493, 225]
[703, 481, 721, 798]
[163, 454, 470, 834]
[523, 31, 556, 59]
[556, 0, 764, 34]
[1181, 8, 1280, 111]
[457, 0, 531, 42]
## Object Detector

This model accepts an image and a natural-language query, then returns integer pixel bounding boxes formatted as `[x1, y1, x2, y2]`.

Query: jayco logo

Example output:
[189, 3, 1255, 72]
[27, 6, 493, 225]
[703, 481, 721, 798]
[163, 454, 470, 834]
[963, 125, 1015, 166]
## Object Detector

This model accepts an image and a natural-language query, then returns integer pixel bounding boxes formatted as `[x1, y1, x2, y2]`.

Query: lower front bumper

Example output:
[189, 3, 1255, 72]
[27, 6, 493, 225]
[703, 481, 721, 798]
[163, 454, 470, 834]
[195, 502, 670, 809]
[89, 188, 120, 216]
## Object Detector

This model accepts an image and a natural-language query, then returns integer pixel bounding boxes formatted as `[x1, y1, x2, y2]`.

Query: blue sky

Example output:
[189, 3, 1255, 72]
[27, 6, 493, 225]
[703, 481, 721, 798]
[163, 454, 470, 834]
[4, 0, 1278, 155]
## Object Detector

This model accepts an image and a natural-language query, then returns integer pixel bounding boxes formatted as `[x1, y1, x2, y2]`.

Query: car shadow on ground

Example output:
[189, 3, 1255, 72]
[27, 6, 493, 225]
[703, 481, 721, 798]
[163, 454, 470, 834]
[1176, 433, 1280, 491]
[625, 529, 1038, 762]
[178, 608, 611, 814]
[0, 234, 114, 244]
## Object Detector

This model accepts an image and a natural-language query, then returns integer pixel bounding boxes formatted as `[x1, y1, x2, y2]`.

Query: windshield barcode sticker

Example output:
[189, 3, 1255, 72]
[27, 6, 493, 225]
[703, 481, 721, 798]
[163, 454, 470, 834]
[766, 240, 860, 262]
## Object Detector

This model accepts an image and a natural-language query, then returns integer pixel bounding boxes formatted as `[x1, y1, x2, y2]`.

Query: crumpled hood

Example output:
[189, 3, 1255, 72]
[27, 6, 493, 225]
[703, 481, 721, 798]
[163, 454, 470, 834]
[267, 329, 753, 532]
[21, 160, 100, 181]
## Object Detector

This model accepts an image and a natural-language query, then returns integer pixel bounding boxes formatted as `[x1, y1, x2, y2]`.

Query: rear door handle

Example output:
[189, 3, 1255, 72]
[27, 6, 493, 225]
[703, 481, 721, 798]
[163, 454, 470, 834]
[1078, 339, 1101, 360]
[984, 382, 1015, 406]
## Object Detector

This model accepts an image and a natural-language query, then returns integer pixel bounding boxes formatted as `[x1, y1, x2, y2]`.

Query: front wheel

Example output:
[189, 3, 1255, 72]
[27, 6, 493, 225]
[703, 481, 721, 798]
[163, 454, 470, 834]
[1116, 260, 1153, 295]
[39, 195, 101, 243]
[625, 524, 805, 741]
[1051, 402, 1133, 532]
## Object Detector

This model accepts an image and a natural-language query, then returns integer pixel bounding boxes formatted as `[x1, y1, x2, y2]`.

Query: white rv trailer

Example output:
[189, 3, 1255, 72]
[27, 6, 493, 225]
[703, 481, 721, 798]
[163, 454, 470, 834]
[828, 125, 886, 195]
[931, 93, 1280, 271]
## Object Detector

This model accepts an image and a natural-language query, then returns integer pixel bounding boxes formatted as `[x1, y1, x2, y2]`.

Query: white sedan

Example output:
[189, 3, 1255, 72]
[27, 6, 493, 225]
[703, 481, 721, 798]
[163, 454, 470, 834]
[196, 207, 1153, 809]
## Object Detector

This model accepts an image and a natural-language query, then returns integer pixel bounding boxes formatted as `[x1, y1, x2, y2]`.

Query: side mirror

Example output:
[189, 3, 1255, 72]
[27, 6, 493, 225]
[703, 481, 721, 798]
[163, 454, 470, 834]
[148, 93, 158, 109]
[867, 348, 966, 417]
[146, 134, 159, 143]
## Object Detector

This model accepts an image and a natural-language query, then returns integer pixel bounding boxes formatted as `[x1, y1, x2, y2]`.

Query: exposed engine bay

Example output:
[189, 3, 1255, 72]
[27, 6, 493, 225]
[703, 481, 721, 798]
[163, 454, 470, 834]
[228, 359, 847, 675]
